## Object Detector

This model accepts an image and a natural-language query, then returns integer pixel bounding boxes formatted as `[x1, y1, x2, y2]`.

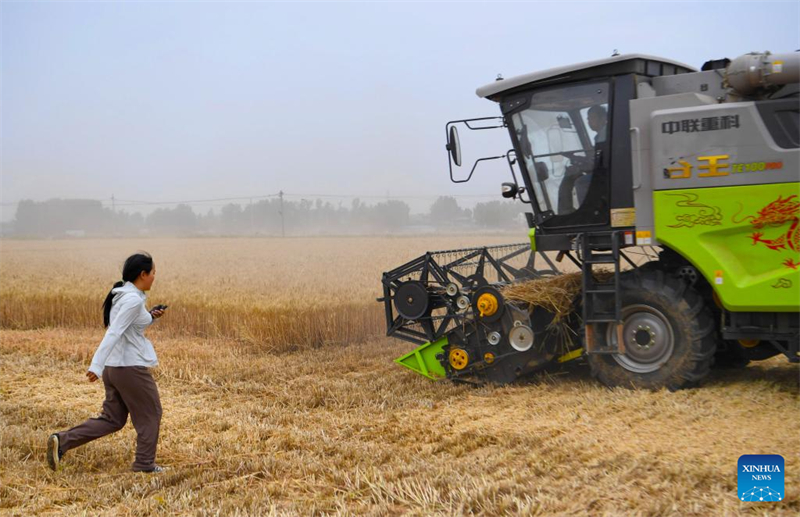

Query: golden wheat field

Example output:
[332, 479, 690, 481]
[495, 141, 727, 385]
[1, 236, 798, 517]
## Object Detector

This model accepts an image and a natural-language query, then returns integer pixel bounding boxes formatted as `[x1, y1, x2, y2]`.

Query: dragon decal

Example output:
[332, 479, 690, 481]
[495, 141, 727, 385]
[738, 195, 800, 270]
[666, 192, 723, 228]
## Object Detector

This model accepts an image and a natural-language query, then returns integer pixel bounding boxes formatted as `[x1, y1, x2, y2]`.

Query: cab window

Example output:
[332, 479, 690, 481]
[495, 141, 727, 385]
[510, 82, 610, 217]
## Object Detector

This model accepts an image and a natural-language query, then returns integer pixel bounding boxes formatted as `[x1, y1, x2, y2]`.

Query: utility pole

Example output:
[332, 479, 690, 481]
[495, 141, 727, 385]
[249, 197, 254, 235]
[279, 190, 285, 238]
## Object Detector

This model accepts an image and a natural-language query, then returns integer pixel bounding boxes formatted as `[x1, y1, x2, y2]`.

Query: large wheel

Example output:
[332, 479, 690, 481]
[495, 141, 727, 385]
[586, 270, 716, 390]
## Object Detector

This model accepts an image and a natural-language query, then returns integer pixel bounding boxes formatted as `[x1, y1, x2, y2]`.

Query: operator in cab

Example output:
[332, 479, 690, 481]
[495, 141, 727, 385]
[573, 104, 608, 205]
[587, 104, 608, 145]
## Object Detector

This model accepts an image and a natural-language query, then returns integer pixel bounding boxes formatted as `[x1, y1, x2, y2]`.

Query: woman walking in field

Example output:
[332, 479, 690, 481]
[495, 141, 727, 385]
[47, 252, 168, 473]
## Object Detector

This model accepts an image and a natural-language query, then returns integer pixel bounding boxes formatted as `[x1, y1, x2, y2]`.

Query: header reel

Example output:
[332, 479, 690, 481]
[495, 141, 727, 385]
[381, 243, 543, 344]
[380, 244, 570, 384]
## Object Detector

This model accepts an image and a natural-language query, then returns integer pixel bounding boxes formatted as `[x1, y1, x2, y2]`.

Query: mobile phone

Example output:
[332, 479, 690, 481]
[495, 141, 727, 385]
[152, 304, 169, 311]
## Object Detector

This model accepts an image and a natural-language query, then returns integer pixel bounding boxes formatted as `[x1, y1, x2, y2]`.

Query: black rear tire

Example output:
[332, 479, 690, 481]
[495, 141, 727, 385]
[586, 270, 716, 390]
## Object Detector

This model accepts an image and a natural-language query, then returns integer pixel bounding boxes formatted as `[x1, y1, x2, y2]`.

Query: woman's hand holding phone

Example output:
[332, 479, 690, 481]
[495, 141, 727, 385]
[150, 304, 168, 319]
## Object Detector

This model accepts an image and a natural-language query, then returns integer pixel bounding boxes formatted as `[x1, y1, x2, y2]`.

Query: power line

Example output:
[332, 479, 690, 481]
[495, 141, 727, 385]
[281, 193, 500, 200]
[1, 191, 502, 208]
[114, 193, 281, 206]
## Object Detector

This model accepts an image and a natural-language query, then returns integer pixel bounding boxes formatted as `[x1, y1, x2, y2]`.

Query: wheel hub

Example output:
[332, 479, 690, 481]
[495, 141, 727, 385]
[609, 304, 674, 374]
[633, 326, 656, 348]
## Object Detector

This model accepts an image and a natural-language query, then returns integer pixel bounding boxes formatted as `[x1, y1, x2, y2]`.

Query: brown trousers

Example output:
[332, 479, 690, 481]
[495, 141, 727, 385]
[58, 366, 162, 471]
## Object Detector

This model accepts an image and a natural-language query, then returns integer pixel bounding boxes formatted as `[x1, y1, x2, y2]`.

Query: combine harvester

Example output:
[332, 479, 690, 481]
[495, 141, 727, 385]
[380, 51, 799, 389]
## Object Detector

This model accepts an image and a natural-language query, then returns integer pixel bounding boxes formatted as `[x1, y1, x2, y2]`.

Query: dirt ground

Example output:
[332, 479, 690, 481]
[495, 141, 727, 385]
[1, 328, 797, 517]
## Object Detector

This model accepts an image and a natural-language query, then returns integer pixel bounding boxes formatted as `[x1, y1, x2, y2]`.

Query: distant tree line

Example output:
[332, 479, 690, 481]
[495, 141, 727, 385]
[6, 196, 527, 237]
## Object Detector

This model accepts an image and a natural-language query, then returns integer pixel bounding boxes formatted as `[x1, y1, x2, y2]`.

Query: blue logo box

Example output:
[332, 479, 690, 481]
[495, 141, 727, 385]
[738, 454, 784, 502]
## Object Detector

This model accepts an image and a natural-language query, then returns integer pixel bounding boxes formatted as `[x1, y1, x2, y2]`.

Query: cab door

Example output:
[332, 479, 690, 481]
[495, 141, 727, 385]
[505, 75, 636, 233]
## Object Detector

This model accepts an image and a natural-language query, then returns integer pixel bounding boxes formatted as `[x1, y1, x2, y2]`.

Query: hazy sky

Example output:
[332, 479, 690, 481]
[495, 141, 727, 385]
[2, 0, 799, 220]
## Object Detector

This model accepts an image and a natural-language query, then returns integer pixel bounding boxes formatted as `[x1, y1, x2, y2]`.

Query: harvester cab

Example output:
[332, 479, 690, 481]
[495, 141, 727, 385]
[382, 52, 799, 389]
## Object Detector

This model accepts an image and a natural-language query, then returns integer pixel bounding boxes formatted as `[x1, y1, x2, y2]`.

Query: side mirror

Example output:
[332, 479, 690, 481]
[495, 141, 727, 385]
[446, 126, 462, 167]
[501, 182, 519, 199]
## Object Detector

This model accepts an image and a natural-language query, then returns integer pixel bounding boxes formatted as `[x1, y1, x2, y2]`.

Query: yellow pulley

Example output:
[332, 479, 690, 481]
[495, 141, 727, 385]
[476, 293, 498, 317]
[449, 348, 469, 370]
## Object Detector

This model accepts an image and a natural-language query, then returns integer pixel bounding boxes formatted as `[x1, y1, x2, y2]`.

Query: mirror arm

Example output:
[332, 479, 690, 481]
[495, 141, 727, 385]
[445, 116, 507, 183]
[450, 155, 506, 184]
[463, 117, 506, 130]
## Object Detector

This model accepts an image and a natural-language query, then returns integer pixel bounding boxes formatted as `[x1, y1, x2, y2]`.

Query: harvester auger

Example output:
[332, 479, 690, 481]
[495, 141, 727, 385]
[381, 51, 800, 389]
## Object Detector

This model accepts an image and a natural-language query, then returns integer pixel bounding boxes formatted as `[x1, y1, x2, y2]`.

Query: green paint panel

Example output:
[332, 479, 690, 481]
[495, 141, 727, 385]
[528, 227, 537, 252]
[653, 183, 799, 312]
[395, 336, 448, 380]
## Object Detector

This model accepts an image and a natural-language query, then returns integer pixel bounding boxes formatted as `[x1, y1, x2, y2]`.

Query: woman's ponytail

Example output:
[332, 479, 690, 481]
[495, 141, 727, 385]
[103, 281, 125, 327]
[102, 252, 153, 327]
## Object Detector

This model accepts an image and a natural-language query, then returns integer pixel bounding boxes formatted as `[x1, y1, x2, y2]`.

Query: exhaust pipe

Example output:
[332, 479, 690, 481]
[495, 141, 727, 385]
[726, 51, 800, 95]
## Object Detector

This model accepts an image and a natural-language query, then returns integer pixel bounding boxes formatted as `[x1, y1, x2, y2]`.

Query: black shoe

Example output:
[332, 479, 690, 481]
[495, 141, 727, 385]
[47, 434, 64, 471]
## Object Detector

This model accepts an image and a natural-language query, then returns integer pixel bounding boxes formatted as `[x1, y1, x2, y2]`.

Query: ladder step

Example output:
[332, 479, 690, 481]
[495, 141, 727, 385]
[584, 258, 617, 265]
[586, 312, 619, 321]
[588, 348, 621, 355]
[581, 234, 623, 334]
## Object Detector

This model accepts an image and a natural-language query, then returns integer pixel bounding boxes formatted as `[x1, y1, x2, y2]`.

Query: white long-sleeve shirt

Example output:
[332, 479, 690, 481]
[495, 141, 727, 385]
[88, 282, 158, 377]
